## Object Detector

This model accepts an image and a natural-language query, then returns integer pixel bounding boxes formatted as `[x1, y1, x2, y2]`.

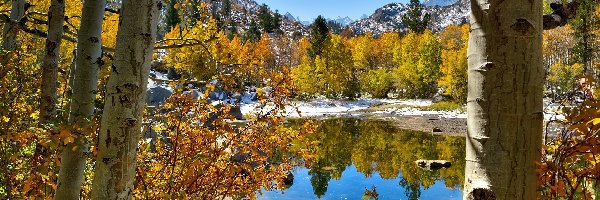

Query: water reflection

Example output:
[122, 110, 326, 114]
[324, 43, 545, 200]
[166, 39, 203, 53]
[264, 118, 465, 199]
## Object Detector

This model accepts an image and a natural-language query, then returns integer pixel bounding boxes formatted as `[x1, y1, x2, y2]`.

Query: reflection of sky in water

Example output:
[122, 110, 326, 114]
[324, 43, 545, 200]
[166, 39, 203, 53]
[259, 165, 462, 200]
[258, 118, 464, 200]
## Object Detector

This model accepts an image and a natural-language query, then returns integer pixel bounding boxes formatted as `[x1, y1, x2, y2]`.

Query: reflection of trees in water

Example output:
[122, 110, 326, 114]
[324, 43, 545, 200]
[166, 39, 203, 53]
[295, 118, 465, 199]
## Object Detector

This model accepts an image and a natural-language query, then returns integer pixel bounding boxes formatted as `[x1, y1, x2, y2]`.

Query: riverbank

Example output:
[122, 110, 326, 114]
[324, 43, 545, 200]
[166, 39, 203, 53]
[240, 98, 565, 138]
[241, 99, 469, 137]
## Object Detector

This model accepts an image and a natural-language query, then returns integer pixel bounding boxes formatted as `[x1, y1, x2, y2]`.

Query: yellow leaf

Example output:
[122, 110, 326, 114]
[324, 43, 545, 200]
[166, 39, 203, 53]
[64, 136, 75, 144]
[591, 118, 600, 125]
[58, 129, 71, 139]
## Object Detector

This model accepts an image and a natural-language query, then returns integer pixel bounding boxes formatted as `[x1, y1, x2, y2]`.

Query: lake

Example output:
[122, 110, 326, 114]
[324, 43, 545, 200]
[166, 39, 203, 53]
[259, 118, 465, 200]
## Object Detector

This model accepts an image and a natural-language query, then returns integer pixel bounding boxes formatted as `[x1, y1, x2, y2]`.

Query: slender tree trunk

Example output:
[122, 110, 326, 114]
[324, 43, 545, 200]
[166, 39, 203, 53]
[53, 0, 105, 199]
[90, 0, 160, 198]
[464, 0, 543, 199]
[1, 0, 25, 51]
[39, 0, 65, 124]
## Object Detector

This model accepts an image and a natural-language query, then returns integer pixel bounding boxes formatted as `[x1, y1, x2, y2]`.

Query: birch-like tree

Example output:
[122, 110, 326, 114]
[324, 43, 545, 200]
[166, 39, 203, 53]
[1, 0, 25, 51]
[90, 0, 161, 198]
[39, 0, 65, 124]
[464, 0, 577, 199]
[53, 0, 105, 199]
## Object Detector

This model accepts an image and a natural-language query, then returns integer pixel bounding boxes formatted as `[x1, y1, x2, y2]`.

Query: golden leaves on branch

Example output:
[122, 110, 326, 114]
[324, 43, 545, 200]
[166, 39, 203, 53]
[538, 77, 600, 199]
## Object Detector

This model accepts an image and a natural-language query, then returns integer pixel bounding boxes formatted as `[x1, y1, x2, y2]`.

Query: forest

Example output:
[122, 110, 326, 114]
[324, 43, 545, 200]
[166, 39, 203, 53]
[0, 0, 599, 199]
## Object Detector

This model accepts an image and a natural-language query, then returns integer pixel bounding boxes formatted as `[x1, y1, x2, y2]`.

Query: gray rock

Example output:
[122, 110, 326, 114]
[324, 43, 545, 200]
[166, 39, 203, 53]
[183, 89, 202, 100]
[167, 67, 180, 80]
[230, 105, 245, 120]
[209, 91, 226, 101]
[145, 86, 173, 106]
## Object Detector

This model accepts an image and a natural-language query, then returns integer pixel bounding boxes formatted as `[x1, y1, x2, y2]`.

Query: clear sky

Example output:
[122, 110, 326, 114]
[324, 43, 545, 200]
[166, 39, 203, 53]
[253, 0, 408, 21]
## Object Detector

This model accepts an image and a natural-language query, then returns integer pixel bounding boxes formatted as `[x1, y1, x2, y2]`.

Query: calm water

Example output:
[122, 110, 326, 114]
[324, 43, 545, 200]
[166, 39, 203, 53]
[260, 118, 465, 200]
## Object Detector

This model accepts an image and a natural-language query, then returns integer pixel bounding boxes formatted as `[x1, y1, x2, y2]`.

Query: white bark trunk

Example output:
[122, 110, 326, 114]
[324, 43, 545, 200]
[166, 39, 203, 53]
[464, 0, 544, 199]
[90, 0, 160, 198]
[53, 0, 105, 199]
[40, 0, 65, 124]
[1, 0, 25, 51]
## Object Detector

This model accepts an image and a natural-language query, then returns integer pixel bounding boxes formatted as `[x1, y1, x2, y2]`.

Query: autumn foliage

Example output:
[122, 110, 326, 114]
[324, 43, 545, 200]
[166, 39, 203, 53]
[0, 0, 599, 198]
[538, 77, 600, 199]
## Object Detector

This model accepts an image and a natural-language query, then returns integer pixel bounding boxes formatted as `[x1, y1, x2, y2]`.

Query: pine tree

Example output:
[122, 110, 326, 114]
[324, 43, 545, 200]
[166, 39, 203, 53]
[165, 0, 181, 30]
[272, 10, 283, 34]
[244, 21, 261, 43]
[309, 15, 329, 58]
[258, 4, 274, 33]
[221, 0, 232, 19]
[571, 0, 598, 74]
[401, 0, 430, 33]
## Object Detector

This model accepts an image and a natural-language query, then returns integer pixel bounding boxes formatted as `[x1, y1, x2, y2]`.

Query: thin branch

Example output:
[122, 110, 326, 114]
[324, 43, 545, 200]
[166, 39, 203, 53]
[105, 7, 120, 14]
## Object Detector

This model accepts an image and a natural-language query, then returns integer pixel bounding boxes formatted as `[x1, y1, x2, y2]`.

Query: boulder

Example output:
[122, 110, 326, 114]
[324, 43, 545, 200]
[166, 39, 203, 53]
[145, 86, 173, 106]
[229, 105, 245, 120]
[242, 92, 258, 103]
[209, 91, 226, 101]
[167, 67, 180, 80]
[183, 89, 202, 100]
[415, 159, 452, 170]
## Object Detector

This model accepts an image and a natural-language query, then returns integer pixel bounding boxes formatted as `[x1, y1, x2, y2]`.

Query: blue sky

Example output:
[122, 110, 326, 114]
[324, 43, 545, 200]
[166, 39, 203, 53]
[253, 0, 408, 21]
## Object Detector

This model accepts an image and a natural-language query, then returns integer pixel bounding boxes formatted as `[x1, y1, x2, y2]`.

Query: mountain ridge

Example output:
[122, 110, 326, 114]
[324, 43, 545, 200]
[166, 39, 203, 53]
[349, 0, 469, 35]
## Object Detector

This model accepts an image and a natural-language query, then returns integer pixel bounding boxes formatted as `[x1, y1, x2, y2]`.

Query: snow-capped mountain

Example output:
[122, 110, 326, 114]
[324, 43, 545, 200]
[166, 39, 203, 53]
[349, 0, 469, 35]
[422, 0, 458, 6]
[329, 16, 354, 26]
[284, 12, 295, 20]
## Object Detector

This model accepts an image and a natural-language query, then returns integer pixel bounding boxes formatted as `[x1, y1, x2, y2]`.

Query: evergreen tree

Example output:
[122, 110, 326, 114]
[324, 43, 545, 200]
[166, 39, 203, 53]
[220, 0, 235, 37]
[401, 0, 430, 33]
[165, 0, 181, 30]
[187, 0, 201, 26]
[258, 4, 274, 33]
[309, 15, 330, 58]
[244, 21, 262, 42]
[227, 22, 238, 40]
[221, 0, 232, 19]
[570, 0, 598, 74]
[272, 10, 283, 34]
[326, 20, 344, 34]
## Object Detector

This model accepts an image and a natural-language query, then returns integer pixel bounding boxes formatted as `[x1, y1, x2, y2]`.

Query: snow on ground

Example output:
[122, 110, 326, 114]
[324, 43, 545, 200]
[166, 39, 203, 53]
[241, 98, 468, 119]
[372, 107, 467, 119]
[145, 70, 565, 121]
[241, 98, 567, 120]
[148, 71, 171, 89]
[544, 98, 567, 122]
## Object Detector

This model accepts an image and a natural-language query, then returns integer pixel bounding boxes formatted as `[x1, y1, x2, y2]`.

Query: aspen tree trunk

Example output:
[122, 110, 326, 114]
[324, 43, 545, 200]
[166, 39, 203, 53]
[39, 0, 65, 124]
[464, 0, 544, 199]
[1, 0, 25, 51]
[90, 0, 160, 198]
[53, 0, 105, 199]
